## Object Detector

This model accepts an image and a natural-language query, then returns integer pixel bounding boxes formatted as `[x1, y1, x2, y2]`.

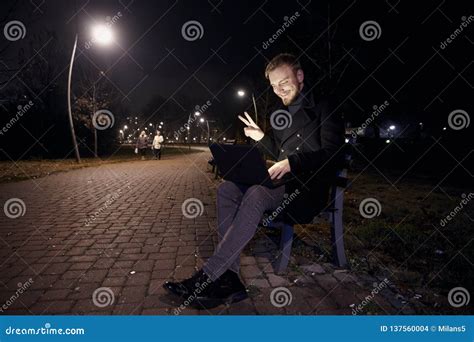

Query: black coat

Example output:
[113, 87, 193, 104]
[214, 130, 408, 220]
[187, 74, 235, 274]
[257, 87, 344, 224]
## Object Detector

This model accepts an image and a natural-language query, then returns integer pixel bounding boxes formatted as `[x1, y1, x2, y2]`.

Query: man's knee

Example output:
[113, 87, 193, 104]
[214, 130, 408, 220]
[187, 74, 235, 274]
[217, 181, 240, 199]
[243, 185, 268, 204]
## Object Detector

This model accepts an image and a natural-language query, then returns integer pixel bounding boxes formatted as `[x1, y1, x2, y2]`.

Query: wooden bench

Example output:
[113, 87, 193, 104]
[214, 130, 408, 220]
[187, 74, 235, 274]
[266, 154, 351, 274]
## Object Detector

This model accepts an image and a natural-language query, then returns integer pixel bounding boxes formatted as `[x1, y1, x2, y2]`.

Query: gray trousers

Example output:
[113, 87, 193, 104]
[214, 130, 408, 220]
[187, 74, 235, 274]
[203, 181, 285, 281]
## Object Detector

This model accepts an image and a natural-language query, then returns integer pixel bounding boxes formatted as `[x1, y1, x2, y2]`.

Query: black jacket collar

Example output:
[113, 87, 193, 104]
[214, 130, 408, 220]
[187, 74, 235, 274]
[287, 85, 315, 115]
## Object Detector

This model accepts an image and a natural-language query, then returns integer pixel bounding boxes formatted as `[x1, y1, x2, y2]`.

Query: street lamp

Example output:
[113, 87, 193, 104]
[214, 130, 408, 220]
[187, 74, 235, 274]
[237, 89, 258, 124]
[203, 118, 214, 145]
[91, 24, 113, 45]
[67, 24, 114, 163]
[187, 111, 200, 149]
[199, 117, 209, 144]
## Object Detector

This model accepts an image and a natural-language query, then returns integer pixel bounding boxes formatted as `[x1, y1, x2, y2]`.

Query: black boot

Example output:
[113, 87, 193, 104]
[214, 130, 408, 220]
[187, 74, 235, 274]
[163, 269, 211, 298]
[163, 269, 248, 309]
[191, 269, 248, 309]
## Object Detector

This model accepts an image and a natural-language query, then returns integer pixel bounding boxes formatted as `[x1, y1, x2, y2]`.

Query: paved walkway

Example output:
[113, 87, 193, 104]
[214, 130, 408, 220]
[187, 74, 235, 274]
[0, 150, 411, 315]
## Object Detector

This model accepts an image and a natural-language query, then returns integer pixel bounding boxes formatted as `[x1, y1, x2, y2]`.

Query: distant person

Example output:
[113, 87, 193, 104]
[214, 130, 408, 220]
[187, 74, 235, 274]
[135, 131, 149, 160]
[152, 130, 164, 160]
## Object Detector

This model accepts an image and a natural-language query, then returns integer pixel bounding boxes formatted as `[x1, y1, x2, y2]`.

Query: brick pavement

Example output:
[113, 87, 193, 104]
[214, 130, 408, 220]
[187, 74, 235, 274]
[0, 150, 411, 315]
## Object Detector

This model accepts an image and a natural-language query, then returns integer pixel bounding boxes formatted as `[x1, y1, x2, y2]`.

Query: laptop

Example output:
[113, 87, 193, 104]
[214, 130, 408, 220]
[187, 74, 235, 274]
[209, 143, 293, 188]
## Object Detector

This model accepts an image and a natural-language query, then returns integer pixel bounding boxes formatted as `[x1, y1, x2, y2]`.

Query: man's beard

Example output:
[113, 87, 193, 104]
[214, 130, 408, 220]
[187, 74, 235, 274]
[281, 88, 300, 106]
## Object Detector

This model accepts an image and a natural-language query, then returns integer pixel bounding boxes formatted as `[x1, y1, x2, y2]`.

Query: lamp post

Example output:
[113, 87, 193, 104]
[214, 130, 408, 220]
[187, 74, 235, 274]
[199, 117, 208, 144]
[237, 89, 257, 124]
[187, 111, 200, 150]
[199, 117, 215, 146]
[67, 35, 81, 163]
[67, 24, 113, 163]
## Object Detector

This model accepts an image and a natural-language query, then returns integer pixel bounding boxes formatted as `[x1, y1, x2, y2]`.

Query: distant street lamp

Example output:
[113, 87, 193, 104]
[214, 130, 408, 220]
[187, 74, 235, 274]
[202, 118, 215, 145]
[198, 117, 210, 144]
[187, 111, 200, 149]
[237, 89, 258, 124]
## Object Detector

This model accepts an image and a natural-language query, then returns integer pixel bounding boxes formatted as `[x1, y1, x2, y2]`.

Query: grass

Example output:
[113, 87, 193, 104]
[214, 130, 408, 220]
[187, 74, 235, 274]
[292, 170, 473, 314]
[0, 144, 202, 183]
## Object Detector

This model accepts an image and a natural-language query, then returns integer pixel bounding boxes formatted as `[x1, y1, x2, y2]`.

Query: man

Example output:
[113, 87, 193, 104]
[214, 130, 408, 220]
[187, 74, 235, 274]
[163, 53, 344, 309]
[152, 130, 164, 160]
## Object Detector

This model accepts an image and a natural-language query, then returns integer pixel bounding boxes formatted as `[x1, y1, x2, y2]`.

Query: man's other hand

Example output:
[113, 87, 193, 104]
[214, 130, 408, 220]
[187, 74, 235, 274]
[268, 158, 291, 180]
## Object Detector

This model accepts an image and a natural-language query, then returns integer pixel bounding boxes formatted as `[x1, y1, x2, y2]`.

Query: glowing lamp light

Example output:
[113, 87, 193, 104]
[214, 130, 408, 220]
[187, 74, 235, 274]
[91, 25, 113, 45]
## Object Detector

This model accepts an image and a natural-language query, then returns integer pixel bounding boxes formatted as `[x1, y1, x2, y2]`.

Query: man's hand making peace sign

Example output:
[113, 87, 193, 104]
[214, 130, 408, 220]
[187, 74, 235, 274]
[238, 111, 291, 180]
[237, 112, 265, 142]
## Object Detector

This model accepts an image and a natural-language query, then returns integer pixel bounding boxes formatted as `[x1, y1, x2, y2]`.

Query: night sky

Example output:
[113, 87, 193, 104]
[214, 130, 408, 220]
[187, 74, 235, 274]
[0, 0, 472, 150]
